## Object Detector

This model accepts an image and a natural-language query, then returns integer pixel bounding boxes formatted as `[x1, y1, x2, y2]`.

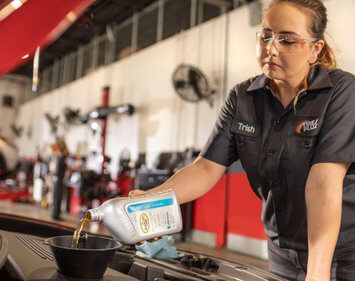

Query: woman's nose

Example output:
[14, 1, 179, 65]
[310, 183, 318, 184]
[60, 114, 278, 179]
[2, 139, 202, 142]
[266, 39, 278, 56]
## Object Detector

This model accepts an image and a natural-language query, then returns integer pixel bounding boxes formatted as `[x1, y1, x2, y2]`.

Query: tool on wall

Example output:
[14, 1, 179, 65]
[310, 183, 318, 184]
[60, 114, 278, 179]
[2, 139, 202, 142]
[80, 104, 135, 124]
[11, 124, 23, 138]
[44, 113, 60, 136]
[62, 103, 134, 126]
[63, 107, 82, 125]
[65, 87, 135, 173]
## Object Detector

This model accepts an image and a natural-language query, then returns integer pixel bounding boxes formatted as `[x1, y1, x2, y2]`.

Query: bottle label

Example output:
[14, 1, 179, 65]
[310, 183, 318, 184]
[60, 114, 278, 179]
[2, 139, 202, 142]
[125, 197, 178, 237]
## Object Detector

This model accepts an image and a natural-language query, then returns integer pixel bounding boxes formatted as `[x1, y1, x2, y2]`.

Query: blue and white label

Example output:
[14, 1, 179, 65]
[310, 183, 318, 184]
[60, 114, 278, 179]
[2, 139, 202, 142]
[125, 197, 178, 237]
[127, 198, 173, 213]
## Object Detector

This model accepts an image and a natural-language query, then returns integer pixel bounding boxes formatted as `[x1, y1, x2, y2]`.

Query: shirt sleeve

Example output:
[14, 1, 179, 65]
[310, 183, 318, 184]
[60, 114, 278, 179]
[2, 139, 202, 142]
[199, 87, 239, 166]
[312, 73, 355, 164]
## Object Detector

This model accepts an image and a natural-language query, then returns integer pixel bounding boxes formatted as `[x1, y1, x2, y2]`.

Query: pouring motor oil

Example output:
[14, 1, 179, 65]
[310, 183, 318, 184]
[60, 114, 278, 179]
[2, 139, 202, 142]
[86, 189, 182, 244]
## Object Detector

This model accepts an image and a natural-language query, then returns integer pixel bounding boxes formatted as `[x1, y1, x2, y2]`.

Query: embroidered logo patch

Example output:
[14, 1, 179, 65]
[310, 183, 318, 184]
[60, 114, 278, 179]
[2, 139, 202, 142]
[295, 118, 319, 134]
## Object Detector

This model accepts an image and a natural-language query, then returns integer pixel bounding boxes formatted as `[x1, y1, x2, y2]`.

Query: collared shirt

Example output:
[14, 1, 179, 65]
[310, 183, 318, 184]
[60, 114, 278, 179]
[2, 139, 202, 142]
[201, 66, 355, 250]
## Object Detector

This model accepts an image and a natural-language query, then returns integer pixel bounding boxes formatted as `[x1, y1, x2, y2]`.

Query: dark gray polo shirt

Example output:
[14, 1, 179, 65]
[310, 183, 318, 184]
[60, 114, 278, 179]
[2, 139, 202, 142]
[201, 65, 355, 250]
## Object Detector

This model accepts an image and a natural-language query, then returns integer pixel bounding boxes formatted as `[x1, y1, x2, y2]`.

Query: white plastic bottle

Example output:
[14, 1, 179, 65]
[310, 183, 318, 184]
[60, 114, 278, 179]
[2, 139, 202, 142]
[86, 189, 183, 244]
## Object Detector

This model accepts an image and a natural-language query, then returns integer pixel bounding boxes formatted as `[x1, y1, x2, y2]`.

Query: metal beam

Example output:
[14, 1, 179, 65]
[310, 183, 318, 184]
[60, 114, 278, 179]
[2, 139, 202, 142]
[198, 0, 204, 24]
[105, 29, 116, 64]
[91, 37, 99, 69]
[131, 12, 139, 51]
[76, 46, 84, 79]
[190, 0, 197, 27]
[51, 61, 59, 90]
[156, 0, 164, 42]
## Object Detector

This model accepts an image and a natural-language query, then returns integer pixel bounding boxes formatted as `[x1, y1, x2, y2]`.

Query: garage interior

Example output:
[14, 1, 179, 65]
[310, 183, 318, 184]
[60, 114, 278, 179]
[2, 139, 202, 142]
[0, 0, 354, 280]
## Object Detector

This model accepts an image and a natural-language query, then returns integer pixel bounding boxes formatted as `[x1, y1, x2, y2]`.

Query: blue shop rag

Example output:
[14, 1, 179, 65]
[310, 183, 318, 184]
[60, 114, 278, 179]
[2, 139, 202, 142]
[135, 236, 180, 259]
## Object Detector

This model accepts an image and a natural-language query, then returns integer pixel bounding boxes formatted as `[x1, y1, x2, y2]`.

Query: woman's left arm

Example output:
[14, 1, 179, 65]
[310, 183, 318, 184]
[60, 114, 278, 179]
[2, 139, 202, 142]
[305, 162, 350, 281]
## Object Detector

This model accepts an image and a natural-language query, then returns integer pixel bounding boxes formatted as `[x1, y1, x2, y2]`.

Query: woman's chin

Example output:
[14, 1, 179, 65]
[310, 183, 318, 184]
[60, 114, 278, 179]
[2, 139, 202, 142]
[263, 67, 282, 80]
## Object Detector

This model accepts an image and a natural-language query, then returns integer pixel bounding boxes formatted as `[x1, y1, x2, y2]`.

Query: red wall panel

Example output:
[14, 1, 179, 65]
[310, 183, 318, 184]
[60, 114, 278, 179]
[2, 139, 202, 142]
[192, 172, 266, 248]
[192, 175, 227, 248]
[227, 173, 266, 239]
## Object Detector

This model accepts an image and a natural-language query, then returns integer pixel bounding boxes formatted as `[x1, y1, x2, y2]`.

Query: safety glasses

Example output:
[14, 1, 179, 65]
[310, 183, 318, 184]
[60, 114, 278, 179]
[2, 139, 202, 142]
[256, 29, 319, 53]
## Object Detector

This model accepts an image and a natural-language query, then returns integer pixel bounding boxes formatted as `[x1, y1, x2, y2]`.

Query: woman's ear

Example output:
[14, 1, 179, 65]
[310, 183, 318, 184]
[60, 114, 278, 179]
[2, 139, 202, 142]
[309, 40, 325, 64]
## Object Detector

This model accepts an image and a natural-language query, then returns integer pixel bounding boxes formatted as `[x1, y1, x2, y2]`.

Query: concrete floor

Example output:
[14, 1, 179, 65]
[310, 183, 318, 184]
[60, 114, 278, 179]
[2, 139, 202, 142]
[0, 201, 268, 271]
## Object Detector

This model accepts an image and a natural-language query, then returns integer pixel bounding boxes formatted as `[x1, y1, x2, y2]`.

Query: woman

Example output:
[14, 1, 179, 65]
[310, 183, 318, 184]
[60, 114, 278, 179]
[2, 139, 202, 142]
[131, 0, 355, 280]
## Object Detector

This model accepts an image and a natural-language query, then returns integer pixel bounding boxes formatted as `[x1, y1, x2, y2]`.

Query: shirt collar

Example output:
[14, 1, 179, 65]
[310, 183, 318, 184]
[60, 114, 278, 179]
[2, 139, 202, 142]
[246, 65, 334, 94]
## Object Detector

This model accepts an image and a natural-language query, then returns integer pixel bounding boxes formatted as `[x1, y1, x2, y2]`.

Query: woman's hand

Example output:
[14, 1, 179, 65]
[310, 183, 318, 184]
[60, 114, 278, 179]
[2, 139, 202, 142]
[128, 189, 147, 197]
[128, 189, 162, 244]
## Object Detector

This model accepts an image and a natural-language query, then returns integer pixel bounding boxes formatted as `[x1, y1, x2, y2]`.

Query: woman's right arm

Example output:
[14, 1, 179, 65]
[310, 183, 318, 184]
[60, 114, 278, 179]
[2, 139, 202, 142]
[130, 156, 227, 204]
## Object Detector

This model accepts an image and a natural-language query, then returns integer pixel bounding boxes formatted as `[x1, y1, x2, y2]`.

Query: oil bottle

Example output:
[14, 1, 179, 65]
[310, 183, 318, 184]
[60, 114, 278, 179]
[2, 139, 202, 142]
[86, 189, 182, 244]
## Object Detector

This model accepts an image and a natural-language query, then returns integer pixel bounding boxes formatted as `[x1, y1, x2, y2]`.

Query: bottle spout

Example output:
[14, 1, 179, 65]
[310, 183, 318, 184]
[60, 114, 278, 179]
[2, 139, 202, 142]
[86, 208, 102, 222]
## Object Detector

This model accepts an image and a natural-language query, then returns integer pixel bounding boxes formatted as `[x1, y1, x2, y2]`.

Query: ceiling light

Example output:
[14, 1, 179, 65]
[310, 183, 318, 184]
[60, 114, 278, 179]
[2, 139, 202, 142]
[0, 0, 27, 21]
[66, 11, 77, 22]
[11, 0, 23, 9]
[32, 46, 40, 92]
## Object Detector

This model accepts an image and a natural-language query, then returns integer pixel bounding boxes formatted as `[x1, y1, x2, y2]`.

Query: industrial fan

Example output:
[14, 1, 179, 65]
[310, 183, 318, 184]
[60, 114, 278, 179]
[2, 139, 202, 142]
[172, 64, 216, 107]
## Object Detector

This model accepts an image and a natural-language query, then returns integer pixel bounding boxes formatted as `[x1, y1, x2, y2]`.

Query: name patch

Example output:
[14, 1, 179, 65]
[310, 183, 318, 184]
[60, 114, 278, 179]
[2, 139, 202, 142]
[231, 119, 260, 137]
[238, 122, 255, 133]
